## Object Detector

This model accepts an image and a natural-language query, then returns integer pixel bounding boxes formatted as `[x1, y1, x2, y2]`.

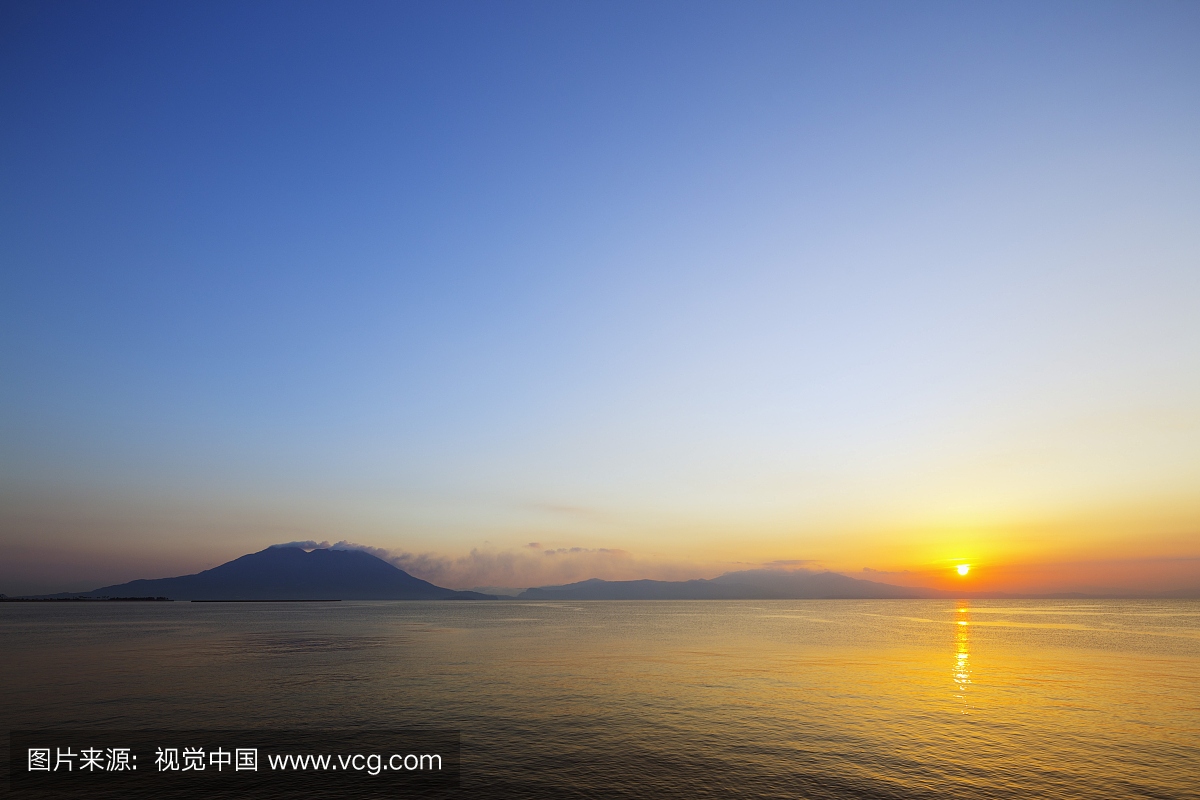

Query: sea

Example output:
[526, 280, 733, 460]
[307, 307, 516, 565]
[3, 599, 1198, 799]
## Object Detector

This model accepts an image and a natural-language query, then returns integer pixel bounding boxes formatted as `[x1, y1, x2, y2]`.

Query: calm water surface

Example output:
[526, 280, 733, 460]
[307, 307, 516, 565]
[4, 600, 1199, 799]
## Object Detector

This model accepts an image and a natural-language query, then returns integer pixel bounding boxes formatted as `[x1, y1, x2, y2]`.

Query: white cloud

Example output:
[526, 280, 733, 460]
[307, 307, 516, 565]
[271, 539, 739, 589]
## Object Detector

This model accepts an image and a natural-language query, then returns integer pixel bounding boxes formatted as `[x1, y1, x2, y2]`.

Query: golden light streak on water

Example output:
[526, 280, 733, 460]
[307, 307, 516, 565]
[952, 604, 972, 714]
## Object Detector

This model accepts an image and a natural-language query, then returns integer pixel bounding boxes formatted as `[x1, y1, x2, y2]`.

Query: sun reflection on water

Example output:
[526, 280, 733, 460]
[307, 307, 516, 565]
[953, 604, 972, 713]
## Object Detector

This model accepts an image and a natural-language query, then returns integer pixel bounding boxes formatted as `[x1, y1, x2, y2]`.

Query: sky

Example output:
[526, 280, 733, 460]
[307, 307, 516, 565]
[2, 0, 1198, 595]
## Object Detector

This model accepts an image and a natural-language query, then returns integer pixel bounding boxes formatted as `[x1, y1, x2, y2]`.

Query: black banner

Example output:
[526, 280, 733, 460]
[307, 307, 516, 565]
[9, 729, 460, 799]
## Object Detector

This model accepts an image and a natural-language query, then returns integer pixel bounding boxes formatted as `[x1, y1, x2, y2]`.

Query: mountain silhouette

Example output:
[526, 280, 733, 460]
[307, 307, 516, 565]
[518, 569, 946, 600]
[83, 546, 495, 601]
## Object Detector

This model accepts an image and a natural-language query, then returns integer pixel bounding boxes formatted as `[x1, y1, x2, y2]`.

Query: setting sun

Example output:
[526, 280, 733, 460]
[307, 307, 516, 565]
[956, 564, 971, 576]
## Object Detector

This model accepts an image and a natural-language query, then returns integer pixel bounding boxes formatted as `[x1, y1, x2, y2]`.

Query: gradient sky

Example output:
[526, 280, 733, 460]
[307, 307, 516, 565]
[2, 1, 1199, 595]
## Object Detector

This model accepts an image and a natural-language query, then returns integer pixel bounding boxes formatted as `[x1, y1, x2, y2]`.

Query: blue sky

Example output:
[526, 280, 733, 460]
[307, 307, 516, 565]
[2, 1, 1199, 593]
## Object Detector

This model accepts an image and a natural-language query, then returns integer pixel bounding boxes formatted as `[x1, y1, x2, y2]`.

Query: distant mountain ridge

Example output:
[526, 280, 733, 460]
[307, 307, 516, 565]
[80, 547, 495, 601]
[23, 549, 1193, 601]
[518, 569, 949, 600]
[514, 569, 1200, 600]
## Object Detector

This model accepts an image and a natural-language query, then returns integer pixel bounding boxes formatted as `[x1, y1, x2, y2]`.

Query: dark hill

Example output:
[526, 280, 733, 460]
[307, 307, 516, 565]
[518, 569, 944, 600]
[84, 547, 494, 601]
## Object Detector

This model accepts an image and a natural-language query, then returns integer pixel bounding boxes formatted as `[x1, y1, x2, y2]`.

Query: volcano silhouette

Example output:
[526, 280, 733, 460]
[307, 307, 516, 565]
[84, 546, 494, 600]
